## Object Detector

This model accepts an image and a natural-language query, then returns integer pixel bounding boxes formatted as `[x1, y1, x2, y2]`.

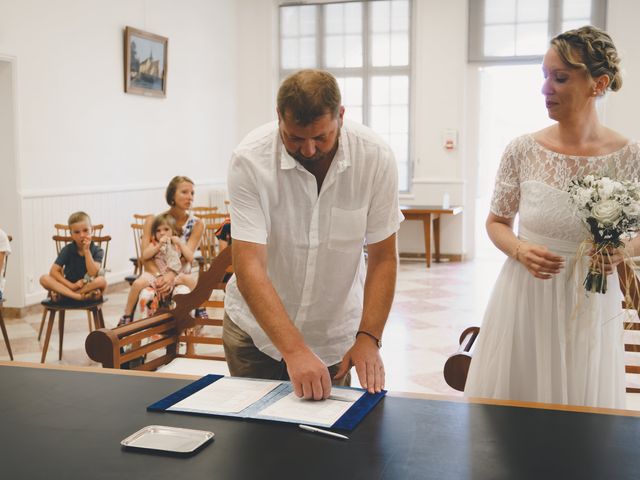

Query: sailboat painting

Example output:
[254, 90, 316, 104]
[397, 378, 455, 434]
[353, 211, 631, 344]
[124, 27, 168, 97]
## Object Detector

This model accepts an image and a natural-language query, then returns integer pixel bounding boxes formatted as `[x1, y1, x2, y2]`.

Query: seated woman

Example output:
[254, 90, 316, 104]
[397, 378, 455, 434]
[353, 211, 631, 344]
[119, 176, 205, 324]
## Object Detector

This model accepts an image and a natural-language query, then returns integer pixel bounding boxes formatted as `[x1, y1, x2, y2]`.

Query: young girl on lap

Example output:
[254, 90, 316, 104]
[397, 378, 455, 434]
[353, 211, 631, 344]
[119, 213, 195, 324]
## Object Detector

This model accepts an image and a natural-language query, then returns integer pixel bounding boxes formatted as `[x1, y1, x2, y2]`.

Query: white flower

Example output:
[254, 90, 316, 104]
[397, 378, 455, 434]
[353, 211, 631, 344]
[623, 203, 640, 219]
[592, 199, 623, 225]
[584, 175, 595, 186]
[596, 177, 615, 200]
[574, 187, 593, 208]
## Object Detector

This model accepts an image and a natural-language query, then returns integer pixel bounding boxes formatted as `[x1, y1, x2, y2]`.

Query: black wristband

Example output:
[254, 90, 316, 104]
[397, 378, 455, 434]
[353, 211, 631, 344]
[356, 330, 382, 349]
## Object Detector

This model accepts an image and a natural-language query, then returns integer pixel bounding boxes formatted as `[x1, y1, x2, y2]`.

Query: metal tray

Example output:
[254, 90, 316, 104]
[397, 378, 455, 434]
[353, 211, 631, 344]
[121, 425, 214, 453]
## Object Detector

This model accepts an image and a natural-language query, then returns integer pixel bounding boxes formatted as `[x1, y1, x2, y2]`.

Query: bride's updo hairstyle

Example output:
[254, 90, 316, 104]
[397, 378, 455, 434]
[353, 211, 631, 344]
[551, 25, 622, 92]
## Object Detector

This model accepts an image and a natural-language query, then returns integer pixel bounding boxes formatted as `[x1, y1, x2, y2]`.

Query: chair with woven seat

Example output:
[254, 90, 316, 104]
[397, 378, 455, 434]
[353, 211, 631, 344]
[86, 245, 232, 375]
[0, 234, 14, 360]
[39, 231, 111, 363]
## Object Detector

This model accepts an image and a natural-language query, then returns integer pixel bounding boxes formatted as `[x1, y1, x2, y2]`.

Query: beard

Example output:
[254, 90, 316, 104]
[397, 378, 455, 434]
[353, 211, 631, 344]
[286, 128, 341, 166]
[291, 148, 331, 164]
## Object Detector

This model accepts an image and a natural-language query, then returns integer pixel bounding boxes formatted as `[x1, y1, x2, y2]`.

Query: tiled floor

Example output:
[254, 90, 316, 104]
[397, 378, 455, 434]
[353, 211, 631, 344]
[0, 257, 504, 397]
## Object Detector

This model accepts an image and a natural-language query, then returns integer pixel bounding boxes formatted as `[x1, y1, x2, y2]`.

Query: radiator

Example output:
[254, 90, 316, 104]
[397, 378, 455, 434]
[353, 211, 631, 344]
[209, 189, 229, 212]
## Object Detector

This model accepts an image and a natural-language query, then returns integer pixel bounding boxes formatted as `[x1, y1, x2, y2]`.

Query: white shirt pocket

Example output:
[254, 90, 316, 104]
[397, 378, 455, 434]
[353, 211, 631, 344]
[328, 206, 367, 253]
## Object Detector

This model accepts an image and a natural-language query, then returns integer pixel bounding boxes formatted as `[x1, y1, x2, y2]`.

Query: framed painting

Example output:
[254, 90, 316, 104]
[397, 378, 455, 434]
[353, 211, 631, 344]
[124, 26, 168, 97]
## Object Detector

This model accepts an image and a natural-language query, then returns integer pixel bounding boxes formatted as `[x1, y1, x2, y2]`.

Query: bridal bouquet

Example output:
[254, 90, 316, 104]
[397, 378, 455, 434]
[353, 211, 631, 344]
[568, 175, 640, 293]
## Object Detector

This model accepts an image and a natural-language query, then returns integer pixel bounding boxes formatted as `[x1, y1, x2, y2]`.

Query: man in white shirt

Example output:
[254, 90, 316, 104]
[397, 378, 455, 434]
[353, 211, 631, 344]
[224, 69, 402, 400]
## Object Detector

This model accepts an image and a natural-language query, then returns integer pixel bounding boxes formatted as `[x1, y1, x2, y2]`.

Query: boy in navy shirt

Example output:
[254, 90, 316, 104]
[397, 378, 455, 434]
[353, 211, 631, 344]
[40, 211, 107, 302]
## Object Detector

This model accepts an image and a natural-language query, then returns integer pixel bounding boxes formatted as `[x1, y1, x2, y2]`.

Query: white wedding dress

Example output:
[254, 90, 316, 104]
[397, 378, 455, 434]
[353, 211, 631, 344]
[465, 134, 640, 409]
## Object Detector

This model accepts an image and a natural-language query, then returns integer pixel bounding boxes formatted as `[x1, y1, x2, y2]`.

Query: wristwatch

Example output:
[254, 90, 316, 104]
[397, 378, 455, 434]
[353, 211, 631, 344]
[356, 330, 382, 349]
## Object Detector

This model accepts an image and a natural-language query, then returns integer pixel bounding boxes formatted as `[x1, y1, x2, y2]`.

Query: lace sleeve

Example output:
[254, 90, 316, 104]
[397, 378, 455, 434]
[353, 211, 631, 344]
[629, 142, 640, 179]
[490, 139, 521, 218]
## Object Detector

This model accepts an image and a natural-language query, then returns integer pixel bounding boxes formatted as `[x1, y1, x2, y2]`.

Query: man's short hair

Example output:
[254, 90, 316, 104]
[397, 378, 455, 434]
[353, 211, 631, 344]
[277, 69, 342, 126]
[67, 211, 91, 227]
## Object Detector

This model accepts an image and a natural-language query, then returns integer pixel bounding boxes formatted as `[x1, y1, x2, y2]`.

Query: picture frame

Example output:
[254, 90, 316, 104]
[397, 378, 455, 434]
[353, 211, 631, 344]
[124, 26, 168, 97]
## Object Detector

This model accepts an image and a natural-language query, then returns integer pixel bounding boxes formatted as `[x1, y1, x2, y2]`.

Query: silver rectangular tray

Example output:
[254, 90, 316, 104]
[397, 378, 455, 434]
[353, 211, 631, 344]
[121, 425, 214, 453]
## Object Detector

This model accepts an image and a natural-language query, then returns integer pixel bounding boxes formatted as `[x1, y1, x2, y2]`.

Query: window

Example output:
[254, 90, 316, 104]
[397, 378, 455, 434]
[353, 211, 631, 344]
[279, 0, 412, 191]
[469, 0, 607, 62]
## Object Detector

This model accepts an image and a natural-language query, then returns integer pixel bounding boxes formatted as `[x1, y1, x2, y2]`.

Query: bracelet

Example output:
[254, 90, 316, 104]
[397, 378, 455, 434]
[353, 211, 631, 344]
[356, 330, 382, 349]
[512, 241, 525, 261]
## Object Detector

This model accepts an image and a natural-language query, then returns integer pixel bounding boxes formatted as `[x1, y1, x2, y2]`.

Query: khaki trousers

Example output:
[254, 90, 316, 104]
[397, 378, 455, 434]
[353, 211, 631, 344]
[222, 313, 351, 386]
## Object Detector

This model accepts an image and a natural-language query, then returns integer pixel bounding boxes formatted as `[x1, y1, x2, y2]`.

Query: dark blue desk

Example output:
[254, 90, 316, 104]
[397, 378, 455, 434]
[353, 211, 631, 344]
[1, 362, 639, 479]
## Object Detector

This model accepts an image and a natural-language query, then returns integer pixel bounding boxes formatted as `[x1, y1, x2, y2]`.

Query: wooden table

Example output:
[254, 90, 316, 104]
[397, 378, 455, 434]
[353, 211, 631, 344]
[400, 205, 463, 267]
[2, 361, 640, 479]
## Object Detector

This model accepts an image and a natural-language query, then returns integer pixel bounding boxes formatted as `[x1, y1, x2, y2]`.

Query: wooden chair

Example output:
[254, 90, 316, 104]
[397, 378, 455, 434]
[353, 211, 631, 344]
[125, 223, 146, 285]
[193, 212, 229, 272]
[133, 213, 151, 225]
[86, 245, 232, 373]
[194, 212, 229, 228]
[39, 231, 111, 363]
[198, 221, 229, 271]
[54, 223, 104, 240]
[618, 261, 640, 394]
[0, 235, 13, 360]
[443, 327, 479, 392]
[191, 206, 218, 216]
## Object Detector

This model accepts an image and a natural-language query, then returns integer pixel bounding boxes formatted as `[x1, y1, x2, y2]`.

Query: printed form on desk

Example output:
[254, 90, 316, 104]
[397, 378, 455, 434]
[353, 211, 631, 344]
[169, 378, 282, 414]
[166, 376, 364, 427]
[256, 389, 362, 426]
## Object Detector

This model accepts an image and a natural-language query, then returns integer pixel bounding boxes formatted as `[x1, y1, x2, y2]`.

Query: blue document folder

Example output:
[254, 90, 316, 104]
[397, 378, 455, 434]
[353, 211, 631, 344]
[148, 374, 386, 431]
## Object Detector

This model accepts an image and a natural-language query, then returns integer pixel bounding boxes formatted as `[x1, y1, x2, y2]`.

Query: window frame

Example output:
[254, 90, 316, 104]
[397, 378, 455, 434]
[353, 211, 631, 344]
[278, 0, 413, 192]
[468, 0, 608, 64]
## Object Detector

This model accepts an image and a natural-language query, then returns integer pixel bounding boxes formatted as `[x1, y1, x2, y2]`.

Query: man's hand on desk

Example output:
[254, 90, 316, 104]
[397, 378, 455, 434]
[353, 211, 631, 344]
[284, 347, 332, 401]
[334, 336, 385, 394]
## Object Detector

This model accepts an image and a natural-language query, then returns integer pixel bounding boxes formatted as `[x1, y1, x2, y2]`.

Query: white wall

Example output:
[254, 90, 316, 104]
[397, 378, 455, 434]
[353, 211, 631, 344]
[399, 0, 468, 255]
[235, 0, 280, 138]
[0, 0, 239, 307]
[605, 0, 640, 141]
[0, 57, 25, 306]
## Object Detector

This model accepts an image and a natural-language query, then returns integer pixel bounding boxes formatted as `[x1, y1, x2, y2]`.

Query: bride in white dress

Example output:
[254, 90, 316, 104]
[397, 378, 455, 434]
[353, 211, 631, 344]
[465, 26, 640, 409]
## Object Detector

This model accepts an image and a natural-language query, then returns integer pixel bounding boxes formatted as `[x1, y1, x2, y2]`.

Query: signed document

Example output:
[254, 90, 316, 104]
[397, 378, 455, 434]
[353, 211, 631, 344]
[168, 377, 281, 414]
[256, 389, 363, 426]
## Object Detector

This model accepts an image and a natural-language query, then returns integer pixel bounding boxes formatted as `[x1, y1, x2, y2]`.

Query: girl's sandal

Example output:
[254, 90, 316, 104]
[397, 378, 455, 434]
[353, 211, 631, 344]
[49, 291, 61, 303]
